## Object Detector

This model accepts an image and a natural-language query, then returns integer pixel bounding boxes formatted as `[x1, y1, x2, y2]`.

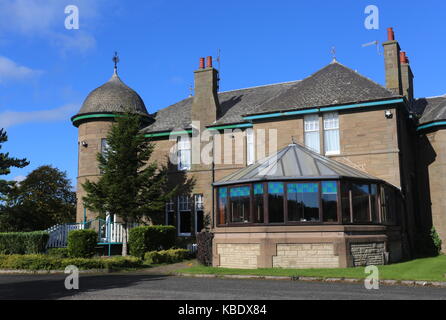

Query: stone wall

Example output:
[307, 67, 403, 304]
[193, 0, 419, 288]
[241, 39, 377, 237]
[421, 129, 446, 254]
[272, 243, 340, 269]
[217, 244, 260, 269]
[350, 242, 385, 266]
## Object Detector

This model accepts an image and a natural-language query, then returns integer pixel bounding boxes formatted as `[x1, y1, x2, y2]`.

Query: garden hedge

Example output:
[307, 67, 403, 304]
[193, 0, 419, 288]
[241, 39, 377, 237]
[129, 225, 176, 258]
[67, 229, 98, 258]
[144, 249, 190, 264]
[0, 232, 49, 255]
[0, 254, 143, 271]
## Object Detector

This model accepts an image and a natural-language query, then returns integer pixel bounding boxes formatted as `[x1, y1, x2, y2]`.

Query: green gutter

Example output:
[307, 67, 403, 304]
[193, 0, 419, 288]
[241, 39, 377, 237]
[144, 130, 192, 138]
[207, 123, 253, 131]
[72, 113, 121, 123]
[242, 98, 405, 121]
[145, 124, 253, 138]
[417, 121, 446, 132]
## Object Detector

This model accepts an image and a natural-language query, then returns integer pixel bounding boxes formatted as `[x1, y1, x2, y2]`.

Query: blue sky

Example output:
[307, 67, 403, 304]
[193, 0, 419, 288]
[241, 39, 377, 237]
[1, 0, 445, 187]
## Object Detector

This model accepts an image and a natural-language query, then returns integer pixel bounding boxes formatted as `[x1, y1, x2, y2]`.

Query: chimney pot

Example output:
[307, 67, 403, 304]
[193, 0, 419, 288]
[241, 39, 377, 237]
[199, 57, 205, 69]
[206, 56, 213, 68]
[400, 51, 408, 64]
[387, 27, 395, 41]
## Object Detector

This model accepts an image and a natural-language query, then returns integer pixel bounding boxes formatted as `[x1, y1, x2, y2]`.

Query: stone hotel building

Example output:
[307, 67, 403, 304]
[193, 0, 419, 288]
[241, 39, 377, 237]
[72, 28, 446, 268]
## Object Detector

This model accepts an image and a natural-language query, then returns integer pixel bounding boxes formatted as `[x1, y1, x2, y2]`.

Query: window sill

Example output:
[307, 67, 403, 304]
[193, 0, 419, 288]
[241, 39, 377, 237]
[325, 152, 340, 156]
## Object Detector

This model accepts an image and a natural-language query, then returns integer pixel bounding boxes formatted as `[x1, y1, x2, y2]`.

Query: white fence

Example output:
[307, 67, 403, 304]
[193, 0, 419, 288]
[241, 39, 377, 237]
[46, 221, 139, 248]
[46, 223, 84, 248]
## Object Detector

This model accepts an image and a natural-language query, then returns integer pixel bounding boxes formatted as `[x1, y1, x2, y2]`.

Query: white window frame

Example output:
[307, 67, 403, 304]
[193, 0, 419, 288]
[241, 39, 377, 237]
[304, 114, 320, 153]
[178, 195, 192, 236]
[323, 112, 340, 156]
[194, 194, 204, 234]
[165, 199, 175, 226]
[177, 135, 191, 171]
[246, 128, 255, 165]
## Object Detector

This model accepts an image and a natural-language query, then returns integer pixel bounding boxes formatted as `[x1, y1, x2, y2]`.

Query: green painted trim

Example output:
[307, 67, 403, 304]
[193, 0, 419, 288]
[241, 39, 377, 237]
[417, 121, 446, 131]
[207, 123, 253, 131]
[72, 113, 121, 123]
[243, 108, 318, 120]
[242, 99, 405, 121]
[144, 130, 192, 138]
[319, 98, 404, 112]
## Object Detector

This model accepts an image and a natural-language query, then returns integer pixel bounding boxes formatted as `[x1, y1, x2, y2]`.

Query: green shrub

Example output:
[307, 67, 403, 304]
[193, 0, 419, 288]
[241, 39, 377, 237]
[67, 229, 98, 258]
[0, 254, 144, 271]
[47, 248, 69, 258]
[129, 226, 176, 258]
[431, 227, 442, 255]
[196, 232, 213, 266]
[144, 249, 190, 264]
[0, 232, 49, 255]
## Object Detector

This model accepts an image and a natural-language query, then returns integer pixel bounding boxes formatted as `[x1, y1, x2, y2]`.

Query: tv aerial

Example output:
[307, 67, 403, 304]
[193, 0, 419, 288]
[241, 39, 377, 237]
[362, 40, 381, 55]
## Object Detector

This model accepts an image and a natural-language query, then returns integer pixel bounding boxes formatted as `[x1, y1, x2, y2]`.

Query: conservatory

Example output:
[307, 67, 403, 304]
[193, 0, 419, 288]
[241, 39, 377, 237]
[212, 143, 404, 269]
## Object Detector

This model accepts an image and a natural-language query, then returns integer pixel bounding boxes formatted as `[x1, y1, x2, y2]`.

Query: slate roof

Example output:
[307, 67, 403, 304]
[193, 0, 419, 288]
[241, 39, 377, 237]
[75, 71, 149, 117]
[414, 95, 446, 125]
[142, 80, 299, 133]
[143, 61, 399, 133]
[214, 142, 378, 186]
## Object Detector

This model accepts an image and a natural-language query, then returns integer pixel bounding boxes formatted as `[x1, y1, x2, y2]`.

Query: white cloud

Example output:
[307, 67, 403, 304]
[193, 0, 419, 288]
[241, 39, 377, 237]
[0, 56, 42, 84]
[13, 176, 26, 183]
[0, 0, 109, 53]
[0, 104, 79, 129]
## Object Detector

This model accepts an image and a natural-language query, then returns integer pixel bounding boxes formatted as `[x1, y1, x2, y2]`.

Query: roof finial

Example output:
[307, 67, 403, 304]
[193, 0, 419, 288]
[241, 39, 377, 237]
[113, 51, 120, 74]
[331, 46, 337, 63]
[291, 136, 297, 145]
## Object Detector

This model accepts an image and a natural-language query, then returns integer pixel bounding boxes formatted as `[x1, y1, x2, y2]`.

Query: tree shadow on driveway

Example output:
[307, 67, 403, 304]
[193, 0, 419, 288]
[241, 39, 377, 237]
[0, 273, 169, 300]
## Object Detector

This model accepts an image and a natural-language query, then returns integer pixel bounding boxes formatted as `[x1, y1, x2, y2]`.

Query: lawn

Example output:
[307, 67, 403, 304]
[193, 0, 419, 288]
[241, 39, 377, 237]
[177, 255, 446, 282]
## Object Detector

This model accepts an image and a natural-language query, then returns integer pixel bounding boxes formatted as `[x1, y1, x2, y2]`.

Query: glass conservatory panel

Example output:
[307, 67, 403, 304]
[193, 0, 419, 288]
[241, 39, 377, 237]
[218, 188, 228, 225]
[268, 182, 284, 223]
[253, 184, 264, 223]
[322, 181, 338, 223]
[229, 186, 251, 223]
[352, 183, 371, 223]
[341, 183, 351, 223]
[370, 184, 379, 223]
[287, 183, 320, 222]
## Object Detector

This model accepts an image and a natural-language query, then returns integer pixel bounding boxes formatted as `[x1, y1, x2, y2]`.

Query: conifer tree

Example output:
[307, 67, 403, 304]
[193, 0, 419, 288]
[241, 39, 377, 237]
[0, 129, 29, 199]
[82, 113, 190, 256]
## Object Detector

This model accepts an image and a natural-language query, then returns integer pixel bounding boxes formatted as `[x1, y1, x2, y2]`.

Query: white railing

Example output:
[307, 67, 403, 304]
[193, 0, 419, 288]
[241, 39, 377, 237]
[46, 221, 139, 248]
[46, 223, 84, 248]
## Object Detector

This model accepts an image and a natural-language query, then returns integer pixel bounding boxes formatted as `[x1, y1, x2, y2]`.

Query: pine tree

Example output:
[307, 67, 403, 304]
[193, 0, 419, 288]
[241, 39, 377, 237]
[0, 129, 29, 199]
[82, 113, 191, 256]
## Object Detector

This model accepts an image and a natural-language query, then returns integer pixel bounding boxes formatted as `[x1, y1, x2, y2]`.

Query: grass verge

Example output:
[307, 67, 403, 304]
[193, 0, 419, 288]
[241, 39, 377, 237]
[177, 255, 446, 282]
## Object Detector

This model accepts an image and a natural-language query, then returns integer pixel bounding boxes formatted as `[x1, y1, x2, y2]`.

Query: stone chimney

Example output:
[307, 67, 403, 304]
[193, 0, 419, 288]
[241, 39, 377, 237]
[400, 51, 414, 103]
[383, 27, 403, 95]
[191, 56, 220, 128]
